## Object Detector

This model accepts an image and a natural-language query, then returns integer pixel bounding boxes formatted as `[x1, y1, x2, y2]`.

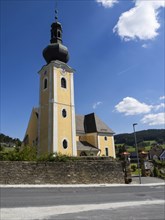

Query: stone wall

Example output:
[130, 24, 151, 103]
[0, 159, 125, 184]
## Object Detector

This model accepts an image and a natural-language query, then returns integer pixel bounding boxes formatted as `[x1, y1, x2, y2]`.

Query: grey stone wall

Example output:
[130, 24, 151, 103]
[0, 159, 125, 184]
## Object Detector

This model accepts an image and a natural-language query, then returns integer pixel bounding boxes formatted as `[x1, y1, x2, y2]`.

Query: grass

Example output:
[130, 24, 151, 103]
[132, 168, 142, 176]
[144, 146, 150, 151]
[116, 140, 165, 153]
[127, 147, 135, 153]
[1, 147, 15, 152]
[162, 144, 165, 149]
[130, 163, 142, 175]
[143, 140, 156, 144]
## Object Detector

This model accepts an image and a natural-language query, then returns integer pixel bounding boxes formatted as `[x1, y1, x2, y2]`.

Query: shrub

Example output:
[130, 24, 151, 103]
[153, 167, 160, 177]
[0, 146, 37, 161]
[19, 146, 37, 161]
[37, 152, 72, 162]
[131, 164, 137, 172]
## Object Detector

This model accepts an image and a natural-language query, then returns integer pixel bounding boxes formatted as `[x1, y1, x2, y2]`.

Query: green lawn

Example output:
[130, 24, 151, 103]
[115, 141, 165, 154]
[1, 146, 15, 152]
[130, 163, 142, 175]
[127, 147, 135, 153]
[144, 146, 151, 151]
[132, 168, 142, 176]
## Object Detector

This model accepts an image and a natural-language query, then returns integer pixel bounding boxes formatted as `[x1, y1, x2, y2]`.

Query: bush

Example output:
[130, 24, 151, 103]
[19, 146, 37, 161]
[0, 146, 37, 161]
[153, 159, 165, 179]
[131, 164, 137, 172]
[37, 152, 73, 162]
[0, 147, 116, 163]
[153, 167, 160, 177]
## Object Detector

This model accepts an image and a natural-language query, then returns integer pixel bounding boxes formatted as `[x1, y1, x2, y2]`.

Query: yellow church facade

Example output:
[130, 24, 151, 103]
[23, 10, 116, 158]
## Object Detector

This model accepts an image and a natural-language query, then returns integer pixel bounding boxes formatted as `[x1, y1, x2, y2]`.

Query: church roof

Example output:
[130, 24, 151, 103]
[77, 141, 100, 152]
[31, 109, 114, 135]
[76, 113, 115, 135]
[76, 115, 85, 134]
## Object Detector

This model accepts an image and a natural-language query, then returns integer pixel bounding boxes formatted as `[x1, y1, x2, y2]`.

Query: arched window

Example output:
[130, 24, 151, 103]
[80, 151, 87, 156]
[105, 147, 109, 156]
[104, 136, 107, 141]
[61, 77, 67, 88]
[43, 78, 48, 90]
[62, 109, 67, 118]
[63, 139, 68, 149]
[58, 30, 61, 38]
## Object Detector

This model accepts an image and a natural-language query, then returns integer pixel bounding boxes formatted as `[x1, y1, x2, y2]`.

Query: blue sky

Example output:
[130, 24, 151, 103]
[1, 0, 165, 140]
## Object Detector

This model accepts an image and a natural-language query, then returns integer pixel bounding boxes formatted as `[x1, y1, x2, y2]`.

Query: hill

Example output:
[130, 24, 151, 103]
[114, 129, 165, 146]
[0, 133, 22, 147]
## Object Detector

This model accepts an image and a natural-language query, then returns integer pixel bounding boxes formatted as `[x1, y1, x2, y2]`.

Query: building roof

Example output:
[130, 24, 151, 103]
[159, 150, 165, 159]
[149, 147, 164, 159]
[76, 115, 85, 134]
[76, 113, 114, 135]
[77, 141, 100, 152]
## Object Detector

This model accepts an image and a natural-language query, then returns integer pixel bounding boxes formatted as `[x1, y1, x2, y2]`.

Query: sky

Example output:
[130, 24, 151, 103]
[1, 0, 165, 140]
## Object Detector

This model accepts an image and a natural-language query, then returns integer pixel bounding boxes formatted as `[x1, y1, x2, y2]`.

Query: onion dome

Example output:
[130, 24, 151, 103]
[43, 10, 69, 64]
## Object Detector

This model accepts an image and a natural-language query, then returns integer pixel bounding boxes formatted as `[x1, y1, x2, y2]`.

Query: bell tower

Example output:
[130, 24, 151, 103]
[38, 9, 77, 156]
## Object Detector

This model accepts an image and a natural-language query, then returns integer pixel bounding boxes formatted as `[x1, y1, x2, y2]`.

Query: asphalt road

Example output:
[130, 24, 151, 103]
[1, 184, 165, 220]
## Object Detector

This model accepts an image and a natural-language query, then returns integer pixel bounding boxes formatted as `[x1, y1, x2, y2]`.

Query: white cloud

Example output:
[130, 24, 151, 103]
[142, 44, 148, 48]
[116, 65, 136, 76]
[159, 96, 165, 100]
[141, 112, 165, 125]
[113, 0, 165, 41]
[93, 101, 103, 109]
[96, 0, 118, 8]
[115, 96, 165, 126]
[153, 103, 165, 111]
[115, 97, 152, 115]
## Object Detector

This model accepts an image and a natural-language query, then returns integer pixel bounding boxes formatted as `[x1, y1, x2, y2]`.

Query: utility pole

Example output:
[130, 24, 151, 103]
[133, 123, 141, 184]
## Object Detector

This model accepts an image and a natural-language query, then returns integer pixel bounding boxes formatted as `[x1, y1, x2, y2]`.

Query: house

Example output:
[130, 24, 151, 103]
[159, 150, 165, 161]
[149, 147, 165, 160]
[130, 152, 138, 163]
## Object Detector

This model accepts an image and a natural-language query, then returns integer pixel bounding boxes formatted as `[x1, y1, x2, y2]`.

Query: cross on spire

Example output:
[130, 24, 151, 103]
[55, 1, 58, 21]
[42, 0, 69, 64]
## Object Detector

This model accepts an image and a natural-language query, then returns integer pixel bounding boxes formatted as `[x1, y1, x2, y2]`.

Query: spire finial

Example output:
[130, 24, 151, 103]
[43, 0, 69, 63]
[55, 1, 58, 21]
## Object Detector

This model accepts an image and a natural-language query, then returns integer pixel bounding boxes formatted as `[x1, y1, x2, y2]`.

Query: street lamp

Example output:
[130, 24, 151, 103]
[133, 123, 141, 184]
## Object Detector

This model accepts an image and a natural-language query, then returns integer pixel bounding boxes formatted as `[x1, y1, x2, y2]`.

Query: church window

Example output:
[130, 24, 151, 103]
[80, 151, 87, 156]
[61, 77, 67, 88]
[58, 30, 61, 38]
[63, 139, 68, 149]
[43, 78, 48, 90]
[105, 147, 109, 156]
[62, 109, 67, 118]
[104, 136, 107, 141]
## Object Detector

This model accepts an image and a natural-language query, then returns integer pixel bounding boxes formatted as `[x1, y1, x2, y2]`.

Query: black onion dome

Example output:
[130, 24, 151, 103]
[43, 20, 69, 64]
[43, 43, 69, 64]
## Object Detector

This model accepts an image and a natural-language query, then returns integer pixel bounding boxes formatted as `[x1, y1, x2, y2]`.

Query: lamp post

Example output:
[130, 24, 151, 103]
[133, 123, 141, 184]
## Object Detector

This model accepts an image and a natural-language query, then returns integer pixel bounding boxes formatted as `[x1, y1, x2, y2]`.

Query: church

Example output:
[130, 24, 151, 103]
[23, 10, 116, 158]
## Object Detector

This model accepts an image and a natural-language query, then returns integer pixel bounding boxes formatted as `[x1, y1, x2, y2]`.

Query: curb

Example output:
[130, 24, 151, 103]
[0, 183, 165, 188]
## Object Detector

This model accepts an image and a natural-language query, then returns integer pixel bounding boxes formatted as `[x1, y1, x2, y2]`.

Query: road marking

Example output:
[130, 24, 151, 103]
[1, 200, 164, 220]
